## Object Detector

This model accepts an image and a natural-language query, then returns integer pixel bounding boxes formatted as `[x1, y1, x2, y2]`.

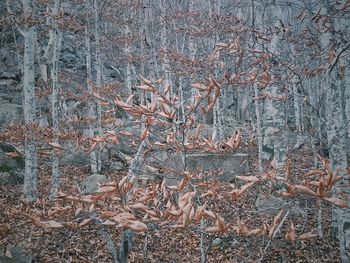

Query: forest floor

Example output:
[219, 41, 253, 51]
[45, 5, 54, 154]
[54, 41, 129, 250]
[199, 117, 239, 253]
[0, 146, 344, 263]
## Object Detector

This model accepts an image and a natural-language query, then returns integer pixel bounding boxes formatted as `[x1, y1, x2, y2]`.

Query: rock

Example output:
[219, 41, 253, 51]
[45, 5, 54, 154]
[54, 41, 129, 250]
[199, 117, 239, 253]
[0, 245, 32, 263]
[110, 161, 124, 171]
[0, 171, 24, 185]
[229, 239, 239, 248]
[255, 195, 305, 217]
[0, 143, 24, 185]
[212, 238, 222, 247]
[185, 153, 249, 177]
[61, 148, 91, 166]
[0, 143, 24, 170]
[346, 228, 350, 249]
[186, 124, 239, 140]
[0, 103, 23, 124]
[80, 174, 109, 194]
[147, 151, 250, 185]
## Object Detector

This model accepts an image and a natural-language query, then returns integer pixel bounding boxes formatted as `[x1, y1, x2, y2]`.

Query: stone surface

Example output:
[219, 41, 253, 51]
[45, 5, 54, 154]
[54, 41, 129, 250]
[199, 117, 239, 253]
[255, 195, 305, 217]
[186, 153, 249, 176]
[80, 174, 109, 194]
[150, 151, 249, 175]
[0, 171, 24, 185]
[0, 103, 23, 124]
[0, 143, 24, 170]
[61, 148, 91, 166]
[0, 245, 32, 263]
[110, 161, 125, 171]
[186, 124, 239, 141]
[0, 143, 24, 185]
[212, 238, 223, 247]
[146, 151, 249, 185]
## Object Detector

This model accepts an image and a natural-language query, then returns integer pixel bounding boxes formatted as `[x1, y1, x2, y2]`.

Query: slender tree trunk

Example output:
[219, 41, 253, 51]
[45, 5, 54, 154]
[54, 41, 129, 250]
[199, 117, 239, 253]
[292, 75, 303, 148]
[124, 23, 133, 97]
[119, 139, 148, 263]
[144, 0, 158, 102]
[251, 0, 263, 173]
[307, 75, 322, 164]
[327, 74, 349, 263]
[22, 0, 37, 201]
[211, 0, 223, 143]
[139, 5, 146, 106]
[262, 4, 287, 174]
[160, 0, 171, 95]
[49, 0, 62, 199]
[94, 0, 102, 173]
[346, 79, 350, 156]
[188, 1, 196, 61]
[85, 4, 98, 174]
[320, 3, 349, 262]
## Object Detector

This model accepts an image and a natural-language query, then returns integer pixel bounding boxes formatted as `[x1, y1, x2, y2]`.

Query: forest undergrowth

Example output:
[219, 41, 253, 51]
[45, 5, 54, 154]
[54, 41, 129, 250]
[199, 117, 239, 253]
[0, 146, 342, 262]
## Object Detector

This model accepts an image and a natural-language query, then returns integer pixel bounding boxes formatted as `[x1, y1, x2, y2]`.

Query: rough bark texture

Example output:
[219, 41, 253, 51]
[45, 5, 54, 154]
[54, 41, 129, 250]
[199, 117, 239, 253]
[321, 2, 349, 262]
[49, 0, 62, 200]
[85, 3, 99, 174]
[22, 0, 38, 201]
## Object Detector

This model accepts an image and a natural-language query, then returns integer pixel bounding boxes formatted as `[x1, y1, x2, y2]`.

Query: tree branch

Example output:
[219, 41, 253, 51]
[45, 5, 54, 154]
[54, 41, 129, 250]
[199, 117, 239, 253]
[328, 43, 350, 75]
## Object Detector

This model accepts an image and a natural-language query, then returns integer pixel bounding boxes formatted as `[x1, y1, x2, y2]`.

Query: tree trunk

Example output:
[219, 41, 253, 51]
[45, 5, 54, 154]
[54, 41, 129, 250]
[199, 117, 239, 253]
[49, 0, 62, 199]
[119, 139, 148, 263]
[94, 0, 102, 173]
[261, 4, 287, 174]
[22, 0, 38, 201]
[320, 2, 349, 262]
[160, 0, 171, 96]
[85, 2, 99, 174]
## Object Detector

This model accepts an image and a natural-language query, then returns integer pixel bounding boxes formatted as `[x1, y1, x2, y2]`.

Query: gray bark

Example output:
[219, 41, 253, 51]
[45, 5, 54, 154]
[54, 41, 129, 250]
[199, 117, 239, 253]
[260, 4, 287, 175]
[160, 0, 172, 96]
[94, 0, 102, 173]
[321, 2, 349, 262]
[21, 0, 38, 201]
[85, 3, 99, 174]
[49, 0, 62, 199]
[119, 139, 148, 263]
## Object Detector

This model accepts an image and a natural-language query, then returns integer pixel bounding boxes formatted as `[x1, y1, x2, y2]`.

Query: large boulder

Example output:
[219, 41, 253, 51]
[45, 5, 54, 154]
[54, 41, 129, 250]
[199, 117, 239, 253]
[80, 174, 109, 194]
